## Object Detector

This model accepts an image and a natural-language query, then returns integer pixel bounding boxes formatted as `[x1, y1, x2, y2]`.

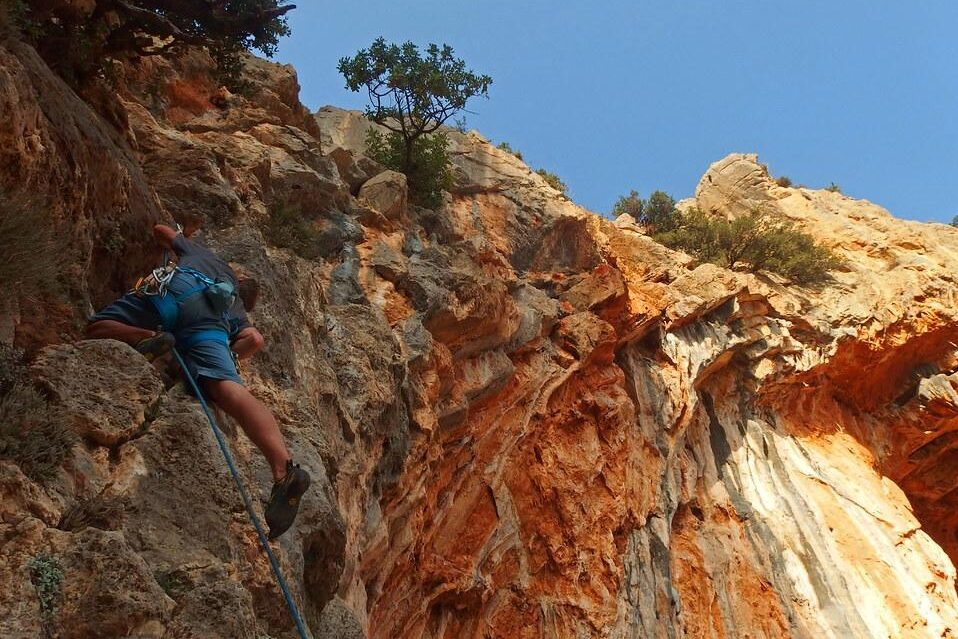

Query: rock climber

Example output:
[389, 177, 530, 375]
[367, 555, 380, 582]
[86, 223, 310, 539]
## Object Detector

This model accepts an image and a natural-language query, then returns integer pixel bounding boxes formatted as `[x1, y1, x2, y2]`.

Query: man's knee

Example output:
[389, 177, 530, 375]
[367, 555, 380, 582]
[205, 379, 246, 406]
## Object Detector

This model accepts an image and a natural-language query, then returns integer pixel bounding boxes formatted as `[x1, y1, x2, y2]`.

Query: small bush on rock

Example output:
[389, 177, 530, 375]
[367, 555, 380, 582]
[642, 190, 679, 233]
[775, 175, 793, 187]
[611, 190, 643, 219]
[366, 129, 452, 209]
[28, 552, 63, 630]
[611, 189, 679, 233]
[263, 205, 326, 260]
[825, 182, 842, 193]
[654, 207, 843, 284]
[536, 169, 567, 195]
[0, 344, 74, 483]
[0, 382, 75, 483]
[496, 141, 523, 161]
[57, 494, 126, 532]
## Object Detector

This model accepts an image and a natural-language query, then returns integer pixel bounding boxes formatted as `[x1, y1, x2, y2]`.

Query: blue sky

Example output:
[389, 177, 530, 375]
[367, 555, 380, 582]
[274, 1, 957, 223]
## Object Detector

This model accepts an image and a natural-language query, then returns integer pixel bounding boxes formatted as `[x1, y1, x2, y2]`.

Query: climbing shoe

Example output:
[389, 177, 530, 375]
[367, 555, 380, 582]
[135, 332, 175, 362]
[265, 460, 311, 540]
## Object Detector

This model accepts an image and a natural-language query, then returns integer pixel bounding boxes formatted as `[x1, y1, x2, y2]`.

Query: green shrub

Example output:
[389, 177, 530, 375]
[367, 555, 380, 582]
[366, 129, 452, 209]
[0, 191, 63, 299]
[263, 205, 326, 260]
[655, 207, 843, 284]
[642, 191, 679, 233]
[775, 175, 793, 188]
[611, 190, 643, 219]
[610, 189, 679, 232]
[496, 141, 524, 161]
[950, 215, 958, 228]
[28, 552, 63, 628]
[536, 169, 567, 195]
[825, 182, 842, 193]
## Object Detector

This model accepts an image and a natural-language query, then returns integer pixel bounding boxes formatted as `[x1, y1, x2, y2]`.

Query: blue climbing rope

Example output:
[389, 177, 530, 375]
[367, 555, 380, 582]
[171, 348, 311, 639]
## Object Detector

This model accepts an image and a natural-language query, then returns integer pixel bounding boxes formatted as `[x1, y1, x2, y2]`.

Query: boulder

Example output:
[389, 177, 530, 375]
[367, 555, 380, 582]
[358, 170, 408, 220]
[327, 147, 385, 195]
[30, 341, 164, 447]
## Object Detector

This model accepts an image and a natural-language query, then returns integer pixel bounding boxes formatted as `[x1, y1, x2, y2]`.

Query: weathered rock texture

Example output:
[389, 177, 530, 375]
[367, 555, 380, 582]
[3, 33, 958, 639]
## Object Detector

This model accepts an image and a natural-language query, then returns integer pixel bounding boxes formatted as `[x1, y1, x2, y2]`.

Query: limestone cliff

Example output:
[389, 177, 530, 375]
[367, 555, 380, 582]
[3, 35, 958, 639]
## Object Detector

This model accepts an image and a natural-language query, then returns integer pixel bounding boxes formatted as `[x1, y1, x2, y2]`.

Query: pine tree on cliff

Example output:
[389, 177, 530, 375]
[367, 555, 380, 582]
[338, 38, 492, 207]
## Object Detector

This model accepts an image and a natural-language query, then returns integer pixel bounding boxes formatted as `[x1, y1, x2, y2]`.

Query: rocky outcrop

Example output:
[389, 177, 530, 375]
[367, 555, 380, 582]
[3, 35, 958, 639]
[358, 170, 407, 220]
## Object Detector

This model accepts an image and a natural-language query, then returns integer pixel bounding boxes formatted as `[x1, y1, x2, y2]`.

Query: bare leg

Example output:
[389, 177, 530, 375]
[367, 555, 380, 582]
[205, 379, 290, 480]
[86, 320, 155, 345]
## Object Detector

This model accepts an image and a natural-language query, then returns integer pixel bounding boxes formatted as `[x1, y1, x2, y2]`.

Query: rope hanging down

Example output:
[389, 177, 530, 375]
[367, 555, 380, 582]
[171, 347, 311, 639]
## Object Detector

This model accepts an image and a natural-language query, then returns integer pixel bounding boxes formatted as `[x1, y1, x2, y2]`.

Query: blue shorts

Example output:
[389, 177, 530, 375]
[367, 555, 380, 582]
[90, 292, 244, 387]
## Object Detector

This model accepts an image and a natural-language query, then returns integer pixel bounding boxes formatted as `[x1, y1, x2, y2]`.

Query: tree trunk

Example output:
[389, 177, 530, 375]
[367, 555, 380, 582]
[402, 137, 415, 176]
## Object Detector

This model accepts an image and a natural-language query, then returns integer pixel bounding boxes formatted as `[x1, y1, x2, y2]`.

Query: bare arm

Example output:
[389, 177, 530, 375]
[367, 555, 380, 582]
[153, 224, 178, 250]
[232, 327, 265, 359]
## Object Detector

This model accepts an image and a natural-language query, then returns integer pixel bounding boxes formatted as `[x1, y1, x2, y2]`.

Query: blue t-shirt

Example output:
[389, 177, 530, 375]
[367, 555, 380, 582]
[172, 234, 251, 336]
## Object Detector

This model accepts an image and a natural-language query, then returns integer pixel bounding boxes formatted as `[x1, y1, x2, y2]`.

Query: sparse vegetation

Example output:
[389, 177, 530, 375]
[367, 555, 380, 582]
[775, 175, 793, 188]
[339, 38, 491, 208]
[365, 129, 453, 209]
[655, 206, 844, 284]
[611, 190, 643, 219]
[28, 552, 63, 635]
[57, 494, 125, 532]
[0, 345, 25, 397]
[536, 169, 567, 195]
[13, 0, 294, 88]
[950, 215, 958, 228]
[0, 191, 63, 298]
[642, 191, 680, 233]
[496, 141, 524, 161]
[154, 569, 191, 599]
[613, 189, 679, 232]
[263, 205, 327, 260]
[0, 383, 75, 483]
[0, 346, 74, 483]
[614, 187, 841, 283]
[825, 182, 842, 193]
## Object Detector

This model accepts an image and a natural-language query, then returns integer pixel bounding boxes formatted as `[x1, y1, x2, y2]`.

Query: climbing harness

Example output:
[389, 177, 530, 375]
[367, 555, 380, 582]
[171, 347, 312, 639]
[137, 267, 237, 334]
